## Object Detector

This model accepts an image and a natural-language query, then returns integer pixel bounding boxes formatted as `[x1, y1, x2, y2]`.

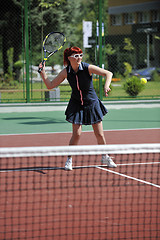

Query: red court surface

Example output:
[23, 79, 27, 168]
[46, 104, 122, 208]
[0, 128, 160, 147]
[0, 152, 160, 240]
[0, 128, 160, 239]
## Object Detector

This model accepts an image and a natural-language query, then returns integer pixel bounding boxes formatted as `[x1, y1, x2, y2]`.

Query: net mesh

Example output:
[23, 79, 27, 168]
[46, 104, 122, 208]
[44, 32, 65, 52]
[0, 144, 160, 240]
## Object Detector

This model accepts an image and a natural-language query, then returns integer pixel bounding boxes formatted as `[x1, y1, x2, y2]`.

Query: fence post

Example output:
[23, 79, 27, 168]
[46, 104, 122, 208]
[24, 0, 30, 102]
[98, 0, 103, 100]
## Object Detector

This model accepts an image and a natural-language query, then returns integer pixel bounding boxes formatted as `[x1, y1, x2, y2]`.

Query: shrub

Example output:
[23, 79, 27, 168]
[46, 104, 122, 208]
[152, 70, 160, 82]
[0, 69, 18, 89]
[123, 62, 132, 78]
[123, 76, 145, 97]
[14, 60, 23, 69]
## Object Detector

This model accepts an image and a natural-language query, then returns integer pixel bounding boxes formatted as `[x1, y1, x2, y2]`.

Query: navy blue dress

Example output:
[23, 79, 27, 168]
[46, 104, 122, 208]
[65, 62, 108, 125]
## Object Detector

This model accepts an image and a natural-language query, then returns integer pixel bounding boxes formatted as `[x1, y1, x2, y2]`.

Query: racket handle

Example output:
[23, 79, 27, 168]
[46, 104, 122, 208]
[38, 60, 45, 73]
[38, 67, 43, 73]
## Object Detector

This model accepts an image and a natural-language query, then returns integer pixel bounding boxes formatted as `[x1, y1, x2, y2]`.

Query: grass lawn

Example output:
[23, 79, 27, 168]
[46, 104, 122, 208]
[104, 80, 160, 100]
[0, 79, 160, 103]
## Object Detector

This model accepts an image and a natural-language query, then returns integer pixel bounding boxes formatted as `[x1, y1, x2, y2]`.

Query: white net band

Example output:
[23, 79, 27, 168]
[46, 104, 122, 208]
[0, 143, 160, 158]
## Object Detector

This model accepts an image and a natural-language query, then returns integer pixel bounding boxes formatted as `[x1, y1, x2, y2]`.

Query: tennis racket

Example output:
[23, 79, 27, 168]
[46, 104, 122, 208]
[38, 32, 66, 73]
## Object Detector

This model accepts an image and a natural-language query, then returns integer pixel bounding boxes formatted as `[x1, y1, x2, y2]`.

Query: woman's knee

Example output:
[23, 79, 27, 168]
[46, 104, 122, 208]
[72, 130, 81, 139]
[94, 131, 105, 140]
[72, 124, 82, 140]
[92, 122, 106, 144]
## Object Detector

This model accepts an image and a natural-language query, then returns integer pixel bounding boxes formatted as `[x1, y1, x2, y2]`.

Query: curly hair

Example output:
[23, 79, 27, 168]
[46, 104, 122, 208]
[63, 46, 83, 66]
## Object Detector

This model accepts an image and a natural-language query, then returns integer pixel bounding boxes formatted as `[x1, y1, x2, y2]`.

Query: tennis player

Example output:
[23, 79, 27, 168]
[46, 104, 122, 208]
[39, 46, 117, 170]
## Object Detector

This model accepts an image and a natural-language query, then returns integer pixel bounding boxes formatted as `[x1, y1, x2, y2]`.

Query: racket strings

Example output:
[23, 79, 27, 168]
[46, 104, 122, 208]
[45, 33, 65, 52]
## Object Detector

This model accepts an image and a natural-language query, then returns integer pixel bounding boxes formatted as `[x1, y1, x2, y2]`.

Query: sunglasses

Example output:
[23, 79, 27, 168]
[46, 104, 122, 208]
[70, 53, 83, 59]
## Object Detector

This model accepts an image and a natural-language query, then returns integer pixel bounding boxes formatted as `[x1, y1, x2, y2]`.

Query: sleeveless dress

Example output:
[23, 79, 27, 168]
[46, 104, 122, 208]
[65, 62, 108, 125]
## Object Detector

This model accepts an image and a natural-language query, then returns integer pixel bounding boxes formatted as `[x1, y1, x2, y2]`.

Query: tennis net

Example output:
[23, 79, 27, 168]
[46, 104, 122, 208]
[0, 144, 160, 240]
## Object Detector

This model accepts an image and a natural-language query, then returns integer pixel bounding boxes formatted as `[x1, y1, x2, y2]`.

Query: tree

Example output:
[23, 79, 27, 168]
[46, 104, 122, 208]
[0, 0, 109, 76]
[0, 0, 21, 77]
[123, 38, 134, 51]
[30, 0, 83, 65]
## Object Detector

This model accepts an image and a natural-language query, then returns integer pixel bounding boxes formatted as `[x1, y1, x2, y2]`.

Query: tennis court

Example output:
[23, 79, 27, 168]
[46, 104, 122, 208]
[0, 101, 160, 146]
[1, 0, 160, 238]
[0, 102, 160, 239]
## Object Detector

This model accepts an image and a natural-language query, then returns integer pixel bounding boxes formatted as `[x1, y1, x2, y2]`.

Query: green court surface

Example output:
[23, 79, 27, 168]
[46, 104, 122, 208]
[0, 103, 160, 135]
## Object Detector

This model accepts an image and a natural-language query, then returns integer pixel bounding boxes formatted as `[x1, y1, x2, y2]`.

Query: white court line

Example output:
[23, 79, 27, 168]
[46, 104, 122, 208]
[0, 127, 160, 136]
[0, 103, 160, 113]
[1, 161, 160, 190]
[74, 161, 160, 169]
[96, 164, 160, 189]
[117, 161, 160, 166]
[1, 162, 160, 173]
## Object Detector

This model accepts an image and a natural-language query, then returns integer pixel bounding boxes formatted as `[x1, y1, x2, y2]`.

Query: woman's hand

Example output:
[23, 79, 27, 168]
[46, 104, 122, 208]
[38, 62, 45, 74]
[104, 87, 111, 97]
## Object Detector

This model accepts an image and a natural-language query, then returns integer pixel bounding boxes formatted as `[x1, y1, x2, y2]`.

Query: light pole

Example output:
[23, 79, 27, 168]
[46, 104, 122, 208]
[144, 28, 153, 68]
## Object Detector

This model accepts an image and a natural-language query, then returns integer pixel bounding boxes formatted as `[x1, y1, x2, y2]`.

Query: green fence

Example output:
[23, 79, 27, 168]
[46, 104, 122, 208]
[0, 0, 160, 103]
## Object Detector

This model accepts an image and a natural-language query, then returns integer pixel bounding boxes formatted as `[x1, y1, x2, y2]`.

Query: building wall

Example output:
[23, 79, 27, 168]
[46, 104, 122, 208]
[108, 0, 154, 7]
[107, 0, 160, 68]
[108, 0, 160, 36]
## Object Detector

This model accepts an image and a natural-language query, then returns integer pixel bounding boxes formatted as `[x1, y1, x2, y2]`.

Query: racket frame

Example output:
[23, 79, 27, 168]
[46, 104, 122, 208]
[38, 31, 66, 73]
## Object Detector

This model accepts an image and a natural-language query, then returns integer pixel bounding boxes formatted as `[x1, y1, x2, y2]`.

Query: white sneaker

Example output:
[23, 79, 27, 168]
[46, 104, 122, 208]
[101, 155, 117, 168]
[65, 157, 72, 171]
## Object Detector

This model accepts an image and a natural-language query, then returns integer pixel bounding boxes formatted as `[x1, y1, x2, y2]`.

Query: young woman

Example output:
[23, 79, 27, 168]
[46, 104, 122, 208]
[39, 46, 117, 170]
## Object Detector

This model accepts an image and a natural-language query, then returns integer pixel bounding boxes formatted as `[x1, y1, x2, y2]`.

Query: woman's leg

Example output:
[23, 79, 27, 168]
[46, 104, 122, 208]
[69, 124, 82, 145]
[92, 121, 117, 167]
[92, 121, 106, 145]
[65, 124, 82, 170]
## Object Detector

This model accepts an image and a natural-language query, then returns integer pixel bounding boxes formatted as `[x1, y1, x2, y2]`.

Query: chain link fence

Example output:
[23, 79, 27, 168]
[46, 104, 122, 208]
[0, 0, 160, 103]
